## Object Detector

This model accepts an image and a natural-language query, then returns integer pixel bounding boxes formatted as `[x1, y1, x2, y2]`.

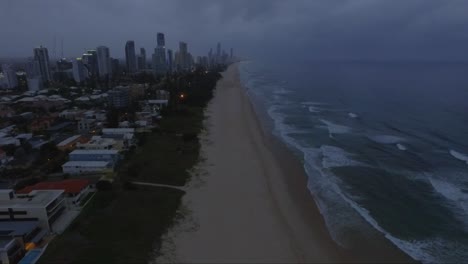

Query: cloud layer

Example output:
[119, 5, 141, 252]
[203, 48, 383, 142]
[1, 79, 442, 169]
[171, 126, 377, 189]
[1, 0, 468, 60]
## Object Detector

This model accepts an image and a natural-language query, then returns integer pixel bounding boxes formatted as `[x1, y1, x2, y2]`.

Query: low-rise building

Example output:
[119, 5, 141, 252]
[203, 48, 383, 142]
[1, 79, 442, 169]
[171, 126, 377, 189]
[77, 118, 96, 133]
[56, 135, 85, 151]
[0, 237, 23, 264]
[17, 179, 91, 206]
[68, 149, 119, 164]
[62, 161, 112, 175]
[0, 221, 46, 264]
[0, 190, 67, 233]
[76, 136, 118, 150]
[102, 128, 134, 136]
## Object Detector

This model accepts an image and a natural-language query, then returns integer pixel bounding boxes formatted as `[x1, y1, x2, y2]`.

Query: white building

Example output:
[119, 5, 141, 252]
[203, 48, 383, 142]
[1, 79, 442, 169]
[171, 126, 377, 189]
[62, 161, 111, 174]
[102, 128, 135, 135]
[72, 58, 87, 83]
[1, 64, 17, 89]
[97, 46, 111, 79]
[76, 136, 118, 150]
[0, 190, 66, 233]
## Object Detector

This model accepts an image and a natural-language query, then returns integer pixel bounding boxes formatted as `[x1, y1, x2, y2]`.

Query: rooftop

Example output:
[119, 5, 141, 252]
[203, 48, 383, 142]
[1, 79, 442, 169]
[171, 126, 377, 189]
[0, 190, 63, 209]
[17, 179, 90, 195]
[57, 135, 81, 147]
[70, 149, 118, 155]
[0, 220, 39, 237]
[102, 128, 135, 134]
[62, 161, 110, 167]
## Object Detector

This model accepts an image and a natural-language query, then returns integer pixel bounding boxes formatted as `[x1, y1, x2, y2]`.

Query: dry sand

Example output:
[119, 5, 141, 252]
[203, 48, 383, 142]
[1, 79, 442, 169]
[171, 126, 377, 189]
[155, 63, 414, 263]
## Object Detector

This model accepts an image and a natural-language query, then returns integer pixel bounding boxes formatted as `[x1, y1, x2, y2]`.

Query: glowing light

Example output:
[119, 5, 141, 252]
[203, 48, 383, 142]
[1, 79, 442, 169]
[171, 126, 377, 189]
[179, 94, 185, 99]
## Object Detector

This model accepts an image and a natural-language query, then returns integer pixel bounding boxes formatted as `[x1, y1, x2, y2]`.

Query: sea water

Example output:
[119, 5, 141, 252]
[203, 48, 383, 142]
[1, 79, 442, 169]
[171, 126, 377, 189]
[239, 60, 468, 264]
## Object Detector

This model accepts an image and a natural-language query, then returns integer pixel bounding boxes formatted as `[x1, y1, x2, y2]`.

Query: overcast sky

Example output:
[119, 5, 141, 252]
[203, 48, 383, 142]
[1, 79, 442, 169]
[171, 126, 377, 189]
[1, 0, 468, 60]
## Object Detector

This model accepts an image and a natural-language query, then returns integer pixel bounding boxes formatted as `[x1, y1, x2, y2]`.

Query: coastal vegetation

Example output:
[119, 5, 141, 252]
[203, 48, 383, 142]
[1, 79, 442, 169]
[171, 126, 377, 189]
[39, 68, 223, 263]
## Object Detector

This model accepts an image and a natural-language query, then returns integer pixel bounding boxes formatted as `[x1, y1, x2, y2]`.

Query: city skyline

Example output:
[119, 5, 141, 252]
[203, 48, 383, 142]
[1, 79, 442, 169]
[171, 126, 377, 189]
[2, 0, 468, 61]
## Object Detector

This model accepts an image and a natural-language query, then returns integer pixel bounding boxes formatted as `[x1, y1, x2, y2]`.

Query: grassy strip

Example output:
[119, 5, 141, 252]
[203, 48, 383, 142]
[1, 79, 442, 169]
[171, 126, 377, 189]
[39, 190, 183, 264]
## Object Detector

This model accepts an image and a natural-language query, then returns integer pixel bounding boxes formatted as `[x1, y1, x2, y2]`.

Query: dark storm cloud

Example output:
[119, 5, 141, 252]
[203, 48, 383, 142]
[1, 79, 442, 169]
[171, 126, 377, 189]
[1, 0, 468, 60]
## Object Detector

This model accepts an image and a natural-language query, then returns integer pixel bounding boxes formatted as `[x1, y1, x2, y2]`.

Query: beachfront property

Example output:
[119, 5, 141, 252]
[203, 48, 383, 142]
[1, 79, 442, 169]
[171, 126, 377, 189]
[102, 128, 135, 135]
[62, 161, 112, 174]
[0, 190, 67, 233]
[16, 179, 91, 206]
[0, 221, 46, 264]
[102, 128, 135, 149]
[68, 149, 119, 163]
[62, 149, 119, 174]
[0, 236, 24, 264]
[76, 136, 119, 150]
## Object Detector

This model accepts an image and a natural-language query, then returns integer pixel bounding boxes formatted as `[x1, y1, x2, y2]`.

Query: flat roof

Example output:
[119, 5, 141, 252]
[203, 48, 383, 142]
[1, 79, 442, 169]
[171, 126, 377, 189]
[62, 161, 110, 167]
[0, 221, 39, 237]
[0, 190, 63, 209]
[57, 135, 81, 147]
[17, 179, 90, 195]
[102, 128, 134, 133]
[70, 149, 118, 155]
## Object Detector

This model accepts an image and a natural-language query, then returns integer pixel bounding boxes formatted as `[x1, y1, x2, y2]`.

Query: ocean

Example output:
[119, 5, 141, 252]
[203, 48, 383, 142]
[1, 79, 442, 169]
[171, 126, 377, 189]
[238, 60, 468, 264]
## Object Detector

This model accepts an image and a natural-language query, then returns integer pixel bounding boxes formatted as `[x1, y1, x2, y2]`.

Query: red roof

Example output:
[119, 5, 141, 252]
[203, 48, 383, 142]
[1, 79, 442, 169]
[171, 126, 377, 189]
[17, 179, 90, 194]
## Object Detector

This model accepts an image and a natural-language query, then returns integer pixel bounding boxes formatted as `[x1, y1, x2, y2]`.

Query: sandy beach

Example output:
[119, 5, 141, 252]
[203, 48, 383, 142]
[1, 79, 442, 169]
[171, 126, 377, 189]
[156, 63, 414, 263]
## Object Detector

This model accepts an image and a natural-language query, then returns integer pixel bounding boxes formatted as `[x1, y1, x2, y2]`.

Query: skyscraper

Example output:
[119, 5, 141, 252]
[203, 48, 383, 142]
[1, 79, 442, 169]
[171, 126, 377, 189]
[25, 58, 43, 91]
[152, 33, 167, 75]
[82, 50, 99, 77]
[1, 64, 18, 89]
[125, 41, 137, 73]
[97, 46, 111, 79]
[72, 58, 86, 83]
[176, 42, 190, 71]
[167, 49, 173, 72]
[157, 33, 165, 47]
[33, 46, 51, 83]
[138, 48, 146, 70]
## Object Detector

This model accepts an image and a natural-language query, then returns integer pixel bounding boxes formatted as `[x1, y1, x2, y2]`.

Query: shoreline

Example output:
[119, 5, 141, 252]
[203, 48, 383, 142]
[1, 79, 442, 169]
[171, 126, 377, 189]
[158, 63, 415, 263]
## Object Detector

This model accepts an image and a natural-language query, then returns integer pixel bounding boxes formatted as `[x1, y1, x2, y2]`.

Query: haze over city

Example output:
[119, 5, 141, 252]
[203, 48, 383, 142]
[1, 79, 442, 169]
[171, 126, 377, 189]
[1, 0, 468, 60]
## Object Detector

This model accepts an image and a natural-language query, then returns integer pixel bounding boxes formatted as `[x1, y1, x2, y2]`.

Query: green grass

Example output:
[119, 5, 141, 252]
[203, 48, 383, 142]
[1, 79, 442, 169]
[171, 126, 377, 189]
[40, 190, 182, 264]
[121, 107, 205, 186]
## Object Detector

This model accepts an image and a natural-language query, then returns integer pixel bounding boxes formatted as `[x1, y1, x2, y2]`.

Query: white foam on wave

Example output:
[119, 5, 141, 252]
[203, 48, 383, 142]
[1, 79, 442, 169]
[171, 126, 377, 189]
[301, 101, 329, 106]
[449, 150, 468, 164]
[369, 135, 406, 144]
[348, 112, 358, 118]
[396, 143, 407, 151]
[273, 87, 290, 95]
[334, 181, 466, 264]
[308, 106, 321, 113]
[267, 105, 305, 151]
[302, 148, 365, 247]
[429, 177, 468, 215]
[320, 145, 368, 168]
[319, 119, 352, 136]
